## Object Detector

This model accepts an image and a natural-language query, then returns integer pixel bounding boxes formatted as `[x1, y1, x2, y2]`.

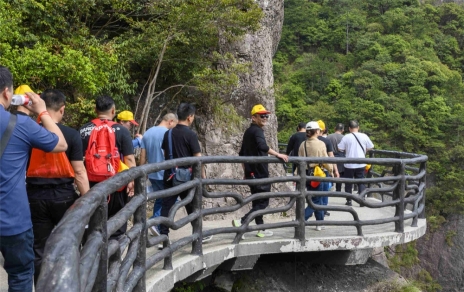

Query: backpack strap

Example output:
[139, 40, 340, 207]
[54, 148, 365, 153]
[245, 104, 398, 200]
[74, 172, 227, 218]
[168, 129, 176, 175]
[352, 133, 366, 154]
[0, 113, 17, 159]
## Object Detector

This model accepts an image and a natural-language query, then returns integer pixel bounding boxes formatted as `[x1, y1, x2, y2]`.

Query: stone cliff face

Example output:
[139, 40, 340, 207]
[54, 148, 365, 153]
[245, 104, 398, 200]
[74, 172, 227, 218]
[198, 0, 289, 220]
[404, 215, 464, 291]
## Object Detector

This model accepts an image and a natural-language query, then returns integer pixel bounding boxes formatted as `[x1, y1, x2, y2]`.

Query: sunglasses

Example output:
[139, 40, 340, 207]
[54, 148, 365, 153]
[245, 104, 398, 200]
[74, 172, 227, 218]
[259, 114, 269, 119]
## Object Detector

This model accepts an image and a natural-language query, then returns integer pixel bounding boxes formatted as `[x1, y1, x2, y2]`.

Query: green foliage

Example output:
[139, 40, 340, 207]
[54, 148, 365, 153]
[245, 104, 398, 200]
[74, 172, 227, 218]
[275, 0, 464, 216]
[386, 242, 419, 273]
[445, 230, 457, 247]
[414, 269, 443, 292]
[0, 0, 262, 128]
[426, 215, 446, 233]
[171, 281, 205, 292]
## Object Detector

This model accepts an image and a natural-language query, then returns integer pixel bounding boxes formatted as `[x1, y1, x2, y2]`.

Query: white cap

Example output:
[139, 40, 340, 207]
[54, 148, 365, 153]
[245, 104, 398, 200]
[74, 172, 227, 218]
[306, 121, 321, 130]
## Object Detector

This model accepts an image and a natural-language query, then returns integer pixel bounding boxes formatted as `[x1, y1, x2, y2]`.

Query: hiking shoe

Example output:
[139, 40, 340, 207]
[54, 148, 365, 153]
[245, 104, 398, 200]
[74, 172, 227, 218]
[202, 235, 213, 243]
[149, 226, 160, 236]
[256, 230, 273, 238]
[316, 226, 326, 231]
[232, 219, 242, 227]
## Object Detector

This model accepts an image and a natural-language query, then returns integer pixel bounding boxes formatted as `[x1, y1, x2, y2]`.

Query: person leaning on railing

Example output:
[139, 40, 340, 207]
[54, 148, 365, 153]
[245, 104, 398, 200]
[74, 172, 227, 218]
[232, 104, 289, 239]
[298, 121, 333, 231]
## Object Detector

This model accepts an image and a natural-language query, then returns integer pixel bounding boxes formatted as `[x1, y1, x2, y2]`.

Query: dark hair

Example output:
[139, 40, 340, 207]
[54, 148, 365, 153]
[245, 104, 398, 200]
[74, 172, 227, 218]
[41, 89, 66, 111]
[0, 66, 13, 92]
[177, 103, 196, 121]
[95, 95, 115, 112]
[335, 123, 344, 131]
[297, 122, 306, 131]
[349, 120, 359, 129]
[306, 129, 318, 138]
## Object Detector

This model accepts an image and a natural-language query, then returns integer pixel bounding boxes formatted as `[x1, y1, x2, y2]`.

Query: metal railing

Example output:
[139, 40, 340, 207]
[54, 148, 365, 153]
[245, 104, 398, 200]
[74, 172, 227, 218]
[37, 150, 427, 292]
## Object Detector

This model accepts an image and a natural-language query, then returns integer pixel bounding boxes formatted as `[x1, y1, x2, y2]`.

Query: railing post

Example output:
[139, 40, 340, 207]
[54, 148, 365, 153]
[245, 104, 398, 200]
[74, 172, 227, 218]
[294, 161, 306, 243]
[191, 161, 203, 255]
[419, 161, 426, 219]
[133, 176, 147, 292]
[394, 162, 406, 233]
[88, 198, 108, 292]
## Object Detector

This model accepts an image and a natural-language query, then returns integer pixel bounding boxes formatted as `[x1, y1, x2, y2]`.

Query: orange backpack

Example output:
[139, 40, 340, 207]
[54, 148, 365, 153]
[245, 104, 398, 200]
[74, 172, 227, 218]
[84, 119, 120, 182]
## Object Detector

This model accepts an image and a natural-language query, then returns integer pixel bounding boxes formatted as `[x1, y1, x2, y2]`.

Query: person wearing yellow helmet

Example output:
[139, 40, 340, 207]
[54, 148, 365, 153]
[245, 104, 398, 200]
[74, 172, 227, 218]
[233, 104, 288, 239]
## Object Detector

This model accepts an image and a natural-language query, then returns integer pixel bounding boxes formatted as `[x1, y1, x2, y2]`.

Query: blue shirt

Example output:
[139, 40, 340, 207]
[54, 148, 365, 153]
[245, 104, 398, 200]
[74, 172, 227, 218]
[132, 136, 142, 149]
[0, 106, 59, 236]
[141, 125, 168, 180]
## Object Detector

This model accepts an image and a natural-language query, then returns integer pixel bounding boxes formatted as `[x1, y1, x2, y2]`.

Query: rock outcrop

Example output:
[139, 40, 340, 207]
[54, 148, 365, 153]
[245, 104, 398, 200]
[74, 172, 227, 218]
[403, 215, 464, 291]
[198, 0, 289, 220]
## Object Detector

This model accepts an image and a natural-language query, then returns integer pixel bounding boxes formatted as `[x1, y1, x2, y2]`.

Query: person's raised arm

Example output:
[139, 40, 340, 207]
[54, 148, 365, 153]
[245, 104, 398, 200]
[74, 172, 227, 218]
[268, 148, 289, 162]
[25, 92, 67, 152]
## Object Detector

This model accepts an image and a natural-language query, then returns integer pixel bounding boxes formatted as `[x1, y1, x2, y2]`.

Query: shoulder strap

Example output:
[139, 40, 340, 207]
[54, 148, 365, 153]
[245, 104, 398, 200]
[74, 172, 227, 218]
[91, 118, 103, 127]
[0, 113, 17, 159]
[304, 141, 312, 170]
[352, 133, 365, 154]
[168, 129, 174, 160]
[168, 129, 176, 175]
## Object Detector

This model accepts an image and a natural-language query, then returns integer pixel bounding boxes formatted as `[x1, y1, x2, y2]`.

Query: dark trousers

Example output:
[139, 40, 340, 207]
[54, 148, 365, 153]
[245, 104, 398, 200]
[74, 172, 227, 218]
[27, 184, 79, 284]
[0, 228, 34, 292]
[336, 171, 344, 192]
[240, 185, 270, 225]
[344, 167, 365, 201]
[159, 188, 192, 236]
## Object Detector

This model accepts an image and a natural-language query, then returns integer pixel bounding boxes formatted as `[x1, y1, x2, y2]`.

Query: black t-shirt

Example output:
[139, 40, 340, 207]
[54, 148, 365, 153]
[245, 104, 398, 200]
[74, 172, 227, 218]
[318, 136, 334, 154]
[79, 120, 134, 158]
[27, 123, 83, 186]
[286, 132, 306, 156]
[239, 123, 270, 178]
[161, 124, 201, 180]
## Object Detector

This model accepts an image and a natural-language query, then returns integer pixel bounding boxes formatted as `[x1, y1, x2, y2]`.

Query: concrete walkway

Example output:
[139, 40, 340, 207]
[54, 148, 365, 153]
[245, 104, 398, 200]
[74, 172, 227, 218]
[0, 197, 425, 292]
[145, 197, 426, 291]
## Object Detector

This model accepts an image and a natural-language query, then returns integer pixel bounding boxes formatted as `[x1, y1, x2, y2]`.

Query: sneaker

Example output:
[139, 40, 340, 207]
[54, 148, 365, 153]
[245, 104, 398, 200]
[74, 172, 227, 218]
[202, 235, 213, 243]
[149, 226, 160, 236]
[345, 200, 352, 206]
[324, 212, 330, 216]
[316, 226, 326, 231]
[232, 219, 242, 227]
[256, 230, 273, 238]
[158, 239, 171, 250]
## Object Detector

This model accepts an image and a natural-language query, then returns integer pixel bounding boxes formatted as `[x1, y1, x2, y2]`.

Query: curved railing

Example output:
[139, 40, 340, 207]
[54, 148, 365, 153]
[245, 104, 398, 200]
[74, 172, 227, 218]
[37, 150, 427, 292]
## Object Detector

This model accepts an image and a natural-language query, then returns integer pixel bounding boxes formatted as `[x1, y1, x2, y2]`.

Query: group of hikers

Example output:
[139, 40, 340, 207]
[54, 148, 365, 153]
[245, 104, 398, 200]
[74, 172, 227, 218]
[0, 64, 374, 291]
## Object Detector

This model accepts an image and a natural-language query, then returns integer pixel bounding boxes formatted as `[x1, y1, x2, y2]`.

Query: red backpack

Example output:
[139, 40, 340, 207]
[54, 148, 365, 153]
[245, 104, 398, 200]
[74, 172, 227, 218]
[85, 119, 120, 182]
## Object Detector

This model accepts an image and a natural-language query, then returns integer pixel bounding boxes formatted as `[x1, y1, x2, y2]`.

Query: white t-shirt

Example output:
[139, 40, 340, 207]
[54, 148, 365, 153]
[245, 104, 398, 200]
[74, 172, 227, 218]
[338, 132, 374, 169]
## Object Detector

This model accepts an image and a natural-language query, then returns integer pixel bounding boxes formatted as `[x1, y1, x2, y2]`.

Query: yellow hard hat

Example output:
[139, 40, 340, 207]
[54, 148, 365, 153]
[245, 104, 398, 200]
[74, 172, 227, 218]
[251, 104, 271, 116]
[14, 85, 34, 94]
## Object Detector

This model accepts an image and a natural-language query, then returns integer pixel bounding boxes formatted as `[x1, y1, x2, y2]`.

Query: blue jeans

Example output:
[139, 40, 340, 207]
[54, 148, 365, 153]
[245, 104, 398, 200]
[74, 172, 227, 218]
[0, 228, 34, 292]
[304, 183, 325, 221]
[149, 179, 164, 219]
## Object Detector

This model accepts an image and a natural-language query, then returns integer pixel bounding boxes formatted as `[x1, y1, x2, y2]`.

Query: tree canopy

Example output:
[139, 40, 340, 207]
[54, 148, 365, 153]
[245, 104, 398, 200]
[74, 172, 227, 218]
[0, 0, 262, 128]
[274, 0, 464, 216]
